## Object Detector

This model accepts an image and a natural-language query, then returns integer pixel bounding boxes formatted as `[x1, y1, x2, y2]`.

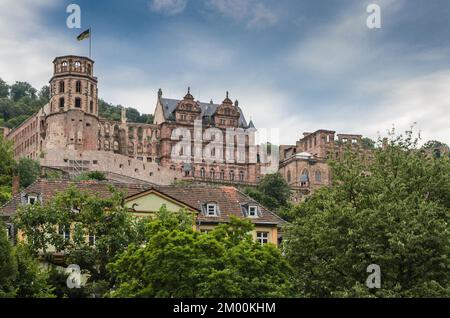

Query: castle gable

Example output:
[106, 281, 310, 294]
[159, 97, 248, 128]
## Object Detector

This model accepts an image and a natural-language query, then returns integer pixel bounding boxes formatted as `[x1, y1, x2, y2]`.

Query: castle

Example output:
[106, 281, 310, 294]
[3, 55, 371, 200]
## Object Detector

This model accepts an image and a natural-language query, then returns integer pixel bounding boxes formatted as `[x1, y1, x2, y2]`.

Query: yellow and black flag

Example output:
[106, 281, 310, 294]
[77, 29, 90, 41]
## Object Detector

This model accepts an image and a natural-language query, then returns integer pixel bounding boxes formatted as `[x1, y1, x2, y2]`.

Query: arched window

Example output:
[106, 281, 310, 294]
[220, 170, 225, 180]
[147, 144, 153, 155]
[300, 169, 309, 187]
[74, 61, 81, 71]
[200, 167, 206, 178]
[210, 169, 215, 179]
[76, 80, 81, 93]
[137, 143, 143, 154]
[315, 171, 322, 182]
[59, 81, 65, 93]
[239, 171, 245, 181]
[59, 97, 65, 109]
[113, 140, 119, 152]
[229, 170, 235, 181]
[75, 97, 81, 108]
[61, 61, 68, 72]
[128, 142, 134, 154]
[104, 140, 110, 151]
[287, 170, 291, 183]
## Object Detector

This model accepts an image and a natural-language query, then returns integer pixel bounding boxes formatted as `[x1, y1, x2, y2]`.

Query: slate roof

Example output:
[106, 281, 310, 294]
[160, 97, 249, 128]
[0, 179, 284, 226]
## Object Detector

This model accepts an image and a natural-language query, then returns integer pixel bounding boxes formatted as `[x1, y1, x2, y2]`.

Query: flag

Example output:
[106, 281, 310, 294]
[77, 29, 90, 41]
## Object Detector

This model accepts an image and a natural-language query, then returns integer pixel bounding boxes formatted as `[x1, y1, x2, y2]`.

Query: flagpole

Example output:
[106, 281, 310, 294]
[89, 27, 92, 59]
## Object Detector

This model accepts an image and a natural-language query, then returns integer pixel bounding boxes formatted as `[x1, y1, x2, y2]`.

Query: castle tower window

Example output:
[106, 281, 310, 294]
[315, 171, 322, 183]
[59, 97, 65, 109]
[90, 84, 94, 95]
[74, 61, 81, 71]
[104, 140, 110, 151]
[61, 61, 68, 72]
[87, 64, 92, 75]
[300, 169, 309, 187]
[90, 101, 94, 113]
[75, 97, 82, 108]
[59, 81, 65, 93]
[76, 80, 81, 93]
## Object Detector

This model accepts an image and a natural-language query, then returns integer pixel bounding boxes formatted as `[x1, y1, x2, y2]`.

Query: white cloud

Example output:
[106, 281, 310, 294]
[205, 0, 279, 29]
[149, 0, 187, 15]
[0, 0, 79, 88]
[247, 3, 278, 29]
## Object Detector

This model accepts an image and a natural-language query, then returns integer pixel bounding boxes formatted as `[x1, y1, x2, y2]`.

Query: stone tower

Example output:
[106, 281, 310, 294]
[45, 55, 99, 151]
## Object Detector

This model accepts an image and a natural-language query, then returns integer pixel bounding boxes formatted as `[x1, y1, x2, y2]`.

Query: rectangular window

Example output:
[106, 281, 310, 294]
[60, 226, 70, 241]
[256, 231, 269, 245]
[248, 206, 258, 217]
[206, 204, 217, 216]
[27, 196, 37, 205]
[75, 98, 82, 108]
[88, 234, 96, 246]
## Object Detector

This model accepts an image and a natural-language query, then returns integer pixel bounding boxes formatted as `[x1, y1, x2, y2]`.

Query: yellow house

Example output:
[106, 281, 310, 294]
[124, 186, 285, 245]
[1, 180, 285, 246]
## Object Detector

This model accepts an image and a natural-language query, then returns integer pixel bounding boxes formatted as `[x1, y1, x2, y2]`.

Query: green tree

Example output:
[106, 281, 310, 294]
[362, 137, 376, 150]
[244, 173, 291, 211]
[38, 85, 50, 105]
[108, 207, 293, 298]
[14, 186, 146, 296]
[74, 171, 106, 181]
[284, 129, 450, 297]
[422, 140, 449, 150]
[17, 158, 41, 188]
[0, 135, 15, 204]
[0, 78, 9, 98]
[13, 244, 54, 298]
[9, 81, 37, 102]
[0, 221, 17, 297]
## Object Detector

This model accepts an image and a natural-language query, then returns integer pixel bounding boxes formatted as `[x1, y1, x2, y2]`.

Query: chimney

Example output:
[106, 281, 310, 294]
[12, 175, 20, 196]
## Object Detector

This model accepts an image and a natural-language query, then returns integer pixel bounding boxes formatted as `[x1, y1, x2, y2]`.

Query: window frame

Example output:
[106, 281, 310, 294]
[256, 231, 269, 245]
[206, 203, 218, 216]
[248, 205, 258, 218]
[27, 195, 38, 205]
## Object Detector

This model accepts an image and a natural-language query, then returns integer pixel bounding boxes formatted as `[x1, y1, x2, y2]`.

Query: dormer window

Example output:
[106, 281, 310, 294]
[206, 203, 218, 216]
[248, 205, 258, 218]
[27, 195, 38, 205]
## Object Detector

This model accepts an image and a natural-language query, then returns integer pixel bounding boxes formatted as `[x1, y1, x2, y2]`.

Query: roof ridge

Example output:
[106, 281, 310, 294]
[234, 187, 287, 223]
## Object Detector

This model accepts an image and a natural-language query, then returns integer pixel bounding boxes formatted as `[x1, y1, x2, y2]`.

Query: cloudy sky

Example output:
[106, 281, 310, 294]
[0, 0, 449, 145]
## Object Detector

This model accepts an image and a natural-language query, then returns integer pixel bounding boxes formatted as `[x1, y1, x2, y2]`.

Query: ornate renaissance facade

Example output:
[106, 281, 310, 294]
[4, 54, 372, 199]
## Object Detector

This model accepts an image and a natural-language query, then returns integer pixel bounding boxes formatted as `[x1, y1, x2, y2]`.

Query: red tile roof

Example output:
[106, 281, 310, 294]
[1, 179, 285, 226]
